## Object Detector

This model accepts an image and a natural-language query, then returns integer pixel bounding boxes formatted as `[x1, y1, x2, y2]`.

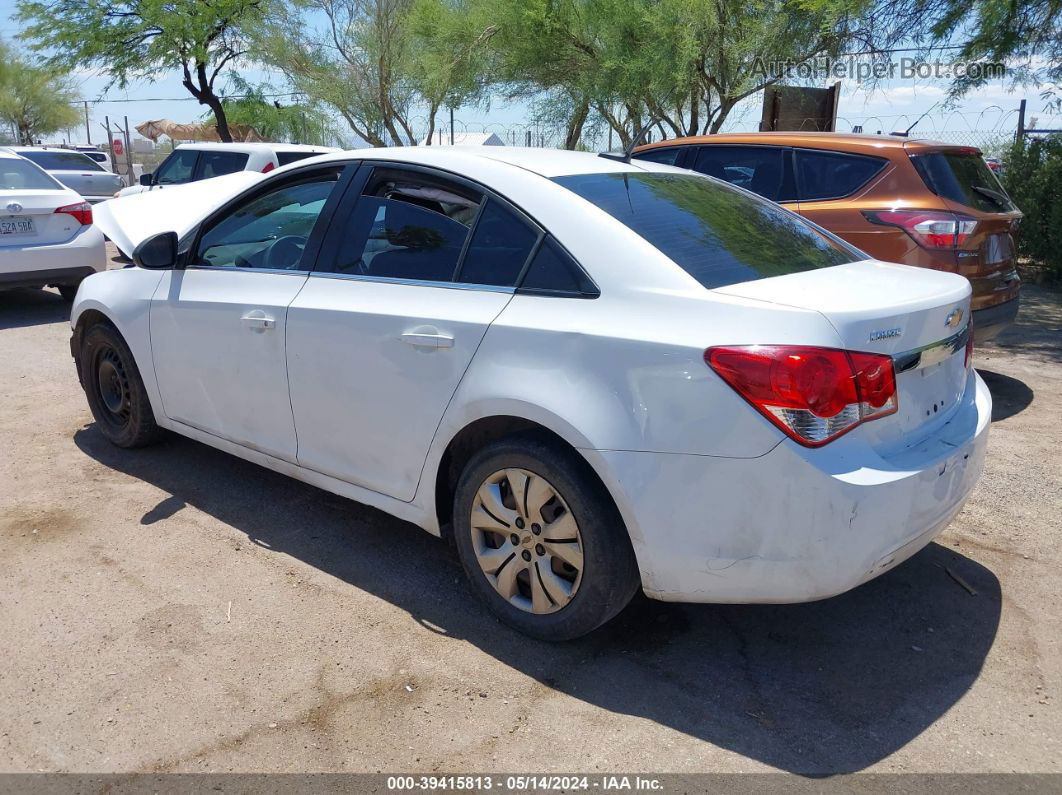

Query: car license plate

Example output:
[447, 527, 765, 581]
[0, 217, 36, 236]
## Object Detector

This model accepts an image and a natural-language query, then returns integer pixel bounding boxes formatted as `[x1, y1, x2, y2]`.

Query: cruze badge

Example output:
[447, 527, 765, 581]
[945, 307, 964, 328]
[869, 327, 902, 341]
[5, 202, 23, 213]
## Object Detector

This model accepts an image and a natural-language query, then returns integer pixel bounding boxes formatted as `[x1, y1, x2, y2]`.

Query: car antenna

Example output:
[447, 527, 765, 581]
[893, 101, 940, 138]
[599, 117, 659, 163]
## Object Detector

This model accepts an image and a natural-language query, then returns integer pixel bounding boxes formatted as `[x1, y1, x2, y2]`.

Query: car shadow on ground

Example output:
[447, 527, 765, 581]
[74, 426, 1001, 776]
[977, 368, 1034, 422]
[981, 285, 1062, 364]
[0, 288, 70, 330]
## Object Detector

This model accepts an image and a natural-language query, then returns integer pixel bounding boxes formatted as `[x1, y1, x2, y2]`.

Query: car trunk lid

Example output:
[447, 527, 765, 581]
[0, 190, 86, 247]
[50, 170, 124, 200]
[714, 259, 973, 454]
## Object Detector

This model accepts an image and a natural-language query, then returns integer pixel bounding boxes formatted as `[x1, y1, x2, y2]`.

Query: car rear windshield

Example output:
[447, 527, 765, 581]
[18, 150, 105, 172]
[0, 159, 61, 190]
[910, 151, 1016, 213]
[552, 172, 860, 289]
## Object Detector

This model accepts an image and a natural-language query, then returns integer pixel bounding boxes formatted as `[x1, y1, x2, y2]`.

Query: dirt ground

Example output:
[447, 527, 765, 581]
[0, 254, 1059, 775]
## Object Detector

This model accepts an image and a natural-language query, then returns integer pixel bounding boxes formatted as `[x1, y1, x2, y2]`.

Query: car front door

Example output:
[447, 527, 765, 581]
[150, 148, 200, 191]
[149, 164, 350, 462]
[286, 163, 541, 501]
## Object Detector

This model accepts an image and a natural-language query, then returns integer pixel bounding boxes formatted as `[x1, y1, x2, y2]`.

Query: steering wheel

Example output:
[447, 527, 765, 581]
[262, 235, 308, 270]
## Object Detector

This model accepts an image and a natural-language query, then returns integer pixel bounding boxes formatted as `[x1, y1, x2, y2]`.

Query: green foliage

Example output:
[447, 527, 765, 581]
[0, 40, 81, 144]
[1003, 135, 1062, 278]
[16, 0, 271, 141]
[205, 79, 345, 146]
[413, 0, 878, 148]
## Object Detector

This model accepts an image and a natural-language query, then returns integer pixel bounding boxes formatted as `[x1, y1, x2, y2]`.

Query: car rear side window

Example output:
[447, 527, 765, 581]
[909, 151, 1017, 212]
[456, 199, 539, 287]
[18, 150, 104, 172]
[633, 148, 682, 166]
[322, 171, 481, 282]
[0, 159, 60, 190]
[795, 149, 886, 201]
[693, 145, 791, 201]
[553, 172, 859, 289]
[519, 237, 597, 295]
[276, 152, 319, 166]
[196, 151, 249, 179]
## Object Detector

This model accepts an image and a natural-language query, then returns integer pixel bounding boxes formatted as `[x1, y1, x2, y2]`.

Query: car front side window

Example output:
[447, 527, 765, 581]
[155, 150, 200, 185]
[194, 176, 339, 271]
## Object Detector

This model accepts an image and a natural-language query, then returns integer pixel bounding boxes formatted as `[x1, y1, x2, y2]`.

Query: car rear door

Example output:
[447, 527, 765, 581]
[149, 163, 351, 462]
[286, 162, 540, 501]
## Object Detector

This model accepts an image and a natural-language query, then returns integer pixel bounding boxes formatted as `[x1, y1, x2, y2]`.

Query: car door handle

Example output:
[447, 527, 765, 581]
[241, 311, 275, 331]
[401, 331, 454, 349]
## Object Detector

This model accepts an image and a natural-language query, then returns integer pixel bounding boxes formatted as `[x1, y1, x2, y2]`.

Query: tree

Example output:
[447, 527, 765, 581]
[204, 79, 345, 146]
[415, 0, 881, 150]
[255, 0, 486, 146]
[16, 0, 269, 142]
[0, 40, 81, 145]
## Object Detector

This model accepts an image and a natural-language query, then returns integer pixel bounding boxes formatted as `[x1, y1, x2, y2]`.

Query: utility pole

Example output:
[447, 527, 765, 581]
[1016, 99, 1027, 144]
[123, 116, 134, 187]
[83, 101, 92, 145]
[449, 106, 455, 145]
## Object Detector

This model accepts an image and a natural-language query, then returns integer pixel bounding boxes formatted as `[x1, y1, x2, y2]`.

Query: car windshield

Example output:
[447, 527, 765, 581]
[0, 158, 62, 190]
[910, 151, 1017, 213]
[19, 150, 105, 172]
[552, 172, 860, 289]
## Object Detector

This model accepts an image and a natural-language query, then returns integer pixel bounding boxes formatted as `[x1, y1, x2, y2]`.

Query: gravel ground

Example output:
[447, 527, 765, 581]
[0, 257, 1059, 775]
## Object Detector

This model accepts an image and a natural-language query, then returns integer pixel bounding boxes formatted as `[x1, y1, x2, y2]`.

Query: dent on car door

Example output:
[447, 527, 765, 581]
[286, 164, 541, 501]
[149, 165, 349, 460]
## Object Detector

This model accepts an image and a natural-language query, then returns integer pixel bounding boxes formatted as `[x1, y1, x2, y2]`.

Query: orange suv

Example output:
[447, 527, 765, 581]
[633, 132, 1022, 340]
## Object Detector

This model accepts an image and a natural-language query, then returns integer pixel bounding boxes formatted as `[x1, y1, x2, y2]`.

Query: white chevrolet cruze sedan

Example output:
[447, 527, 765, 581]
[73, 147, 991, 640]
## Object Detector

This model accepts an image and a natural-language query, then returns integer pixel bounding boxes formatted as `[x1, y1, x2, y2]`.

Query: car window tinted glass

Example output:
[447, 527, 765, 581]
[195, 177, 337, 270]
[553, 172, 859, 289]
[795, 149, 886, 201]
[276, 151, 318, 166]
[457, 199, 538, 286]
[693, 146, 787, 201]
[323, 175, 478, 282]
[155, 149, 199, 184]
[633, 148, 682, 166]
[520, 237, 595, 294]
[0, 159, 60, 190]
[18, 150, 104, 172]
[197, 151, 249, 179]
[910, 151, 1017, 212]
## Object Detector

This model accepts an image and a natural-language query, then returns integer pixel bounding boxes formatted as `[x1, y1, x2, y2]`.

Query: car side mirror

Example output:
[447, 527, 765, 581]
[133, 231, 179, 270]
[139, 172, 154, 186]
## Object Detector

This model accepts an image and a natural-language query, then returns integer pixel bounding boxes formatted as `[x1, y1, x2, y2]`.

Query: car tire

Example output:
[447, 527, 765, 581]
[57, 283, 80, 302]
[452, 432, 640, 641]
[81, 322, 164, 448]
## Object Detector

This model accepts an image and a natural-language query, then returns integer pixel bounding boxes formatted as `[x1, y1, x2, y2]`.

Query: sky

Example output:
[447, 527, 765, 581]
[0, 0, 1044, 149]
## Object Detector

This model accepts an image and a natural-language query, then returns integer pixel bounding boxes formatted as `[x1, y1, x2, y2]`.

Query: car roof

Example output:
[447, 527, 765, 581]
[174, 142, 337, 153]
[347, 145, 670, 178]
[634, 132, 979, 154]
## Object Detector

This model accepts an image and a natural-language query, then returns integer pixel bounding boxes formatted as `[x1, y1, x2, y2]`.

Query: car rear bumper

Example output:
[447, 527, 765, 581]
[0, 225, 106, 288]
[596, 370, 991, 603]
[972, 296, 1019, 342]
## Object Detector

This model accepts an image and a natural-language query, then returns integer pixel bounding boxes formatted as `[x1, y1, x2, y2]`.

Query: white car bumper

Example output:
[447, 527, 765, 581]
[597, 370, 992, 603]
[0, 224, 106, 289]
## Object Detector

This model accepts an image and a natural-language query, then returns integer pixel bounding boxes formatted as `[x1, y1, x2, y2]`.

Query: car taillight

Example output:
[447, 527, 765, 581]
[262, 162, 276, 173]
[705, 345, 898, 447]
[863, 209, 977, 250]
[55, 201, 92, 226]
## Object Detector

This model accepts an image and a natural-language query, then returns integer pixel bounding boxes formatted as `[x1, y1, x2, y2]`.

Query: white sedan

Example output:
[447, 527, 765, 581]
[74, 147, 990, 640]
[0, 151, 106, 301]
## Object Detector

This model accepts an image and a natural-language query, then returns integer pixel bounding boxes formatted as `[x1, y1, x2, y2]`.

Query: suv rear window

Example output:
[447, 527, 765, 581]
[18, 150, 104, 172]
[553, 172, 859, 289]
[276, 152, 320, 166]
[910, 151, 1017, 213]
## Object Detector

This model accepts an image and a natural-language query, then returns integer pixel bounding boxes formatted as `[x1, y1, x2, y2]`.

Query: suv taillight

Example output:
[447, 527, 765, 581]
[55, 201, 92, 226]
[262, 162, 276, 173]
[863, 209, 977, 250]
[705, 345, 898, 447]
